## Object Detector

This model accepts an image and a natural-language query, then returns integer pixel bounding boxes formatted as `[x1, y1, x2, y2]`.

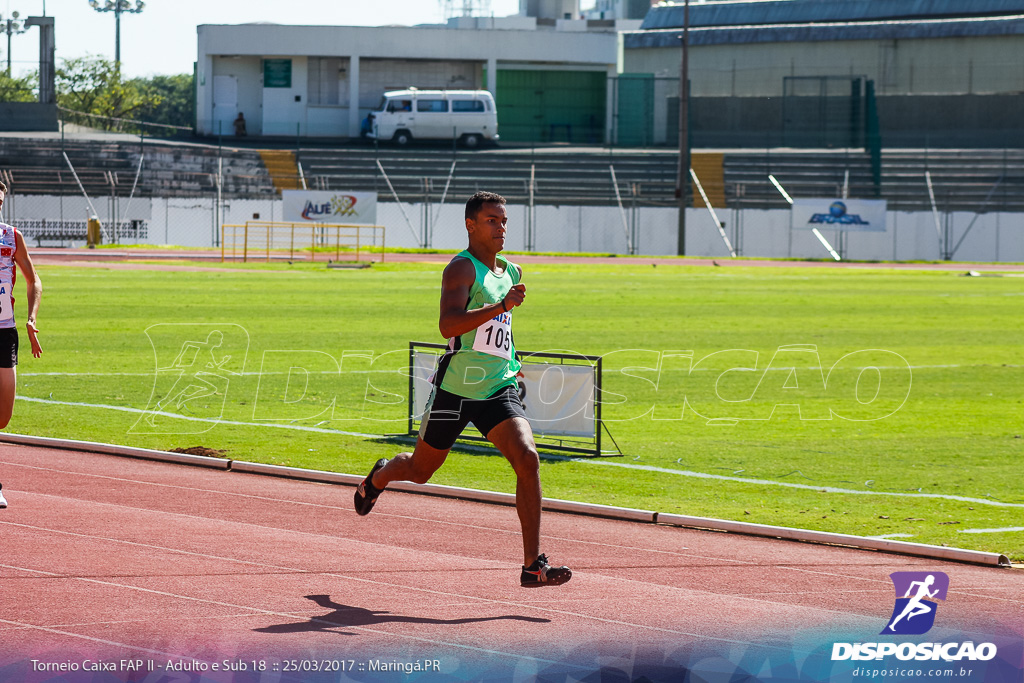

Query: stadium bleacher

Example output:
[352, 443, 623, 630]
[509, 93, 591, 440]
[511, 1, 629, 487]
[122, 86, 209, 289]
[0, 136, 1020, 214]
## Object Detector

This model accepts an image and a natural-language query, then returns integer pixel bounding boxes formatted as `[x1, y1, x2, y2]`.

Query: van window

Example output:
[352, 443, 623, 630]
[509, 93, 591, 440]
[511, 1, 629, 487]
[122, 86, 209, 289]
[417, 99, 448, 113]
[452, 100, 485, 113]
[387, 100, 412, 113]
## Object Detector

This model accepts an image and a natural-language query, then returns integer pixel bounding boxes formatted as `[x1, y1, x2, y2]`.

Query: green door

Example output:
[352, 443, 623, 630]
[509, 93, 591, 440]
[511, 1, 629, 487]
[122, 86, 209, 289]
[615, 74, 655, 147]
[495, 70, 606, 144]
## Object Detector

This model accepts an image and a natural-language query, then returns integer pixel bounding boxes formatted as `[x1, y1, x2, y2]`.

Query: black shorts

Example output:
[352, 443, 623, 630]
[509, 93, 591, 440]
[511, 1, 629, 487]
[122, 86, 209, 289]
[0, 328, 17, 368]
[419, 384, 527, 451]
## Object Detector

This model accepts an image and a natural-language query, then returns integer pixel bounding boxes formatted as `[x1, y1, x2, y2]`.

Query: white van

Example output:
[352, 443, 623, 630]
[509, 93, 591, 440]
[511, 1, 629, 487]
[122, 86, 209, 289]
[364, 89, 499, 147]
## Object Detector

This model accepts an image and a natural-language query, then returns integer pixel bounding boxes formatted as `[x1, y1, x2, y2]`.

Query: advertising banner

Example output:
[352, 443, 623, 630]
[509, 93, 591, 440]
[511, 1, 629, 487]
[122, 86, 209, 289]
[792, 198, 887, 232]
[281, 190, 377, 224]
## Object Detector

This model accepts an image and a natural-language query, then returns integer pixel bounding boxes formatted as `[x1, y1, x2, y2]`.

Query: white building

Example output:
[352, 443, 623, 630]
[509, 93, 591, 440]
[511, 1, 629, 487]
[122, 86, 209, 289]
[195, 19, 625, 142]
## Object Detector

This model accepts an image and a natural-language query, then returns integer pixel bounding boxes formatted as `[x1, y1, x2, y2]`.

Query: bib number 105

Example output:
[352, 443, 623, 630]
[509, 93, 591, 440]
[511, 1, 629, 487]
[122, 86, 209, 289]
[473, 311, 513, 360]
[483, 325, 510, 352]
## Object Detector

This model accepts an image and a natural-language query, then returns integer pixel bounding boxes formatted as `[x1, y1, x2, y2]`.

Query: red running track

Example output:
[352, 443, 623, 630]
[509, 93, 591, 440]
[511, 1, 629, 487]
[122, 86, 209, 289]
[1, 443, 1022, 682]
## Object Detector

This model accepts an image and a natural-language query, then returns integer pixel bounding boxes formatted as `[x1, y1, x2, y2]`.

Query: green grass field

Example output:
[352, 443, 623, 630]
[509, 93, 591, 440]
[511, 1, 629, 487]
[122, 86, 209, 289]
[12, 259, 1024, 560]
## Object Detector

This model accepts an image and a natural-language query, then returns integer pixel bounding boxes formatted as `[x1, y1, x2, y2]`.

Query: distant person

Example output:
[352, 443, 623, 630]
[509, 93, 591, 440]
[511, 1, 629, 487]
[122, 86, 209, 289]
[0, 180, 43, 509]
[354, 191, 572, 588]
[234, 112, 247, 136]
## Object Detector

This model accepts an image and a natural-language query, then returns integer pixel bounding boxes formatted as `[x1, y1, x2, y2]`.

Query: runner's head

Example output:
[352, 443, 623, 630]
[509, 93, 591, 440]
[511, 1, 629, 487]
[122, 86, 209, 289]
[465, 191, 508, 253]
[465, 191, 505, 222]
[0, 180, 6, 209]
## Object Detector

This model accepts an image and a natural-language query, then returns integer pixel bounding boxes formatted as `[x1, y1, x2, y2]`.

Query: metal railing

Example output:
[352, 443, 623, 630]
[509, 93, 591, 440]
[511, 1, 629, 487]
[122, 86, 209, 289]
[220, 221, 386, 263]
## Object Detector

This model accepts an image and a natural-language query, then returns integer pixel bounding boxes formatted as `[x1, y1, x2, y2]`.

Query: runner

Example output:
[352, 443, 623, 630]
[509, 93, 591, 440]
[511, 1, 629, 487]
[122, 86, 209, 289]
[354, 191, 571, 588]
[0, 180, 43, 509]
[887, 574, 940, 631]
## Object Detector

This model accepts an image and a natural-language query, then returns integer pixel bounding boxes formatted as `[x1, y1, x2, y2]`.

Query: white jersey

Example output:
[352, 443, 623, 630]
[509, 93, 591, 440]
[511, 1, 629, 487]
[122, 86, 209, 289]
[0, 223, 17, 329]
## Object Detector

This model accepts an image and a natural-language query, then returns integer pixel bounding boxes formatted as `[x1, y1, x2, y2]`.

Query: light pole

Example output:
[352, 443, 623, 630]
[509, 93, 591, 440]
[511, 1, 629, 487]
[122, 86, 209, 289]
[0, 11, 28, 76]
[675, 0, 690, 256]
[88, 0, 145, 71]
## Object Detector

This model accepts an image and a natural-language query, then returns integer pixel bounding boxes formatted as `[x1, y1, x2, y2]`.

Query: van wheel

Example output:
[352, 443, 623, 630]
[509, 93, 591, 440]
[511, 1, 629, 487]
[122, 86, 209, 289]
[461, 134, 482, 149]
[393, 130, 412, 146]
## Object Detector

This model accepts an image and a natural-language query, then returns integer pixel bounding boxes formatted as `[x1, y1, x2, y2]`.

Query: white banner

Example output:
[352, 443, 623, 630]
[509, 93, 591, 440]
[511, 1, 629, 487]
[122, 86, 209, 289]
[411, 351, 596, 439]
[282, 190, 377, 224]
[792, 198, 887, 232]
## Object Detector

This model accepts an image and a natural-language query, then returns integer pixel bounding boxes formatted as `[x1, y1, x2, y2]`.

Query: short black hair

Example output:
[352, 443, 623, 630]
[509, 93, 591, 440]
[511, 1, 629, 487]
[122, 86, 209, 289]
[465, 191, 505, 221]
[0, 180, 7, 194]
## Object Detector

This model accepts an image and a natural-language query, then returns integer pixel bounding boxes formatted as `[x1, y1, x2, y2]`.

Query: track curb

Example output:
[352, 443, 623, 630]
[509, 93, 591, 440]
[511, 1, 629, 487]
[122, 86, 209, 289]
[0, 432, 1011, 568]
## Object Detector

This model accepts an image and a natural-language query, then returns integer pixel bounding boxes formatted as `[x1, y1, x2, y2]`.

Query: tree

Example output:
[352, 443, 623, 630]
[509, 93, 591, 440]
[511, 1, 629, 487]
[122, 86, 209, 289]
[0, 71, 37, 102]
[132, 74, 193, 128]
[56, 55, 158, 127]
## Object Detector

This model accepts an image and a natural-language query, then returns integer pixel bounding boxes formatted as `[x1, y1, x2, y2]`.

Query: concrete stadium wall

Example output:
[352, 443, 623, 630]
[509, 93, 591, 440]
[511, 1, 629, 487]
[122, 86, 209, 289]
[0, 103, 59, 133]
[6, 195, 1022, 262]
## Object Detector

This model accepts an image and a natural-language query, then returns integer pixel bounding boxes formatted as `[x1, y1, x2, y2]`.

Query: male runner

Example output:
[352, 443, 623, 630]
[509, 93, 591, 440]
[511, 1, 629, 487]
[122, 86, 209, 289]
[354, 191, 571, 588]
[0, 180, 43, 509]
[887, 574, 939, 632]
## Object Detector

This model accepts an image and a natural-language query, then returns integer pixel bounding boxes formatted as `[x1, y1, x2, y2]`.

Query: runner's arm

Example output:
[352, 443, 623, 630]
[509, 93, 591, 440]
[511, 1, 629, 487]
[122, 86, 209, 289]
[13, 230, 41, 357]
[438, 258, 525, 339]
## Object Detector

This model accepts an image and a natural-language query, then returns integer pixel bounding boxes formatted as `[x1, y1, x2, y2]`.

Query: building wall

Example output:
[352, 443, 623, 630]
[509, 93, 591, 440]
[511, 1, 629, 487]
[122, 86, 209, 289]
[196, 23, 617, 139]
[624, 35, 1024, 97]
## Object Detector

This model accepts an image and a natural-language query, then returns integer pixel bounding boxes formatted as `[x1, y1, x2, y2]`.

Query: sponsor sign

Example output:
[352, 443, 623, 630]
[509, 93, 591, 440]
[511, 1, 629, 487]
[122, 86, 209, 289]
[281, 190, 377, 224]
[792, 198, 887, 232]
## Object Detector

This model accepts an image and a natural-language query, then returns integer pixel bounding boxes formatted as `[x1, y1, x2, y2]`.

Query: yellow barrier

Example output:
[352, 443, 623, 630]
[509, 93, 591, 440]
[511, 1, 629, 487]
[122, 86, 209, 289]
[220, 221, 386, 264]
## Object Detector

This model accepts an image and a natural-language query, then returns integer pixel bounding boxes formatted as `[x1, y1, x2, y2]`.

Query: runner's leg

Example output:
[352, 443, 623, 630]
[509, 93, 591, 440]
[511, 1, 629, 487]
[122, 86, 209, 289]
[487, 416, 541, 566]
[0, 366, 15, 429]
[373, 438, 450, 486]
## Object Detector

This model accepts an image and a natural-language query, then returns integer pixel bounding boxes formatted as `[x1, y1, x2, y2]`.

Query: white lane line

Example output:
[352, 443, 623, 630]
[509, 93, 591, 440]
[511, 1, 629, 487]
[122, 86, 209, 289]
[13, 397, 1021, 508]
[14, 396, 388, 439]
[569, 460, 1024, 509]
[958, 527, 1024, 534]
[0, 613, 220, 663]
[19, 364, 994, 378]
[0, 460, 691, 556]
[0, 561, 573, 667]
[0, 495, 872, 645]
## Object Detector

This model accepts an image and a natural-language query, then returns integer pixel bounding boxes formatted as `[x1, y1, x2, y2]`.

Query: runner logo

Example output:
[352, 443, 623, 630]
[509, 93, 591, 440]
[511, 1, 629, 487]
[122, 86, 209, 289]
[882, 572, 949, 635]
[132, 323, 249, 435]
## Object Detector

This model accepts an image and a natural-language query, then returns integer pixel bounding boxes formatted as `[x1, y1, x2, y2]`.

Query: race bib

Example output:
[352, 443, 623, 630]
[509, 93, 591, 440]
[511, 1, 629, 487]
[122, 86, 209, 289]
[472, 309, 513, 360]
[0, 284, 11, 321]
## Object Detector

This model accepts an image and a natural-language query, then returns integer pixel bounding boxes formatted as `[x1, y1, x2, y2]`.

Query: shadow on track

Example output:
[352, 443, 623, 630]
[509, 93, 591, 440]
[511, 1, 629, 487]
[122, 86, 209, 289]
[254, 594, 550, 634]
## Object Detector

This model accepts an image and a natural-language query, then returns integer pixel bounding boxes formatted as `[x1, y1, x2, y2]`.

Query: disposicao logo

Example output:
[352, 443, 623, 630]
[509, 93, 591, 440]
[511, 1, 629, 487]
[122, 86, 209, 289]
[883, 571, 948, 635]
[831, 571, 998, 663]
[809, 201, 870, 226]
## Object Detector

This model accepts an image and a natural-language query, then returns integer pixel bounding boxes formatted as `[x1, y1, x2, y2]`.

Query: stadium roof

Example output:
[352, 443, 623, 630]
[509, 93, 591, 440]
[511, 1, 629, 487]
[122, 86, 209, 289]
[640, 0, 1024, 30]
[627, 0, 1024, 48]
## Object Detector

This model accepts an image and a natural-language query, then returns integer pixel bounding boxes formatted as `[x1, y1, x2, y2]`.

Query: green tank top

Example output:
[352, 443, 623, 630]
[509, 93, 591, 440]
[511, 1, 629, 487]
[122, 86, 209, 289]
[436, 250, 522, 400]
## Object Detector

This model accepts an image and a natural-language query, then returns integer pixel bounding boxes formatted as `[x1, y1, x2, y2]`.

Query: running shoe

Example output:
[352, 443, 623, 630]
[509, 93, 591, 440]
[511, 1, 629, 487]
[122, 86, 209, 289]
[353, 458, 388, 516]
[520, 554, 572, 587]
[0, 482, 7, 509]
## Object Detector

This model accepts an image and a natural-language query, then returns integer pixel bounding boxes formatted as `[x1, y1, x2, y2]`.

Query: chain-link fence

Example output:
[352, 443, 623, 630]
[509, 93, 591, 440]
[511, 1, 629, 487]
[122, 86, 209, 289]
[0, 134, 1022, 261]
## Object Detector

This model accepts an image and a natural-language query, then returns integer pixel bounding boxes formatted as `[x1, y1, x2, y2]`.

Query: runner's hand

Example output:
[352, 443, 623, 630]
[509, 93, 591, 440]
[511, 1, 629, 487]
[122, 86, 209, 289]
[27, 319, 41, 357]
[503, 283, 526, 310]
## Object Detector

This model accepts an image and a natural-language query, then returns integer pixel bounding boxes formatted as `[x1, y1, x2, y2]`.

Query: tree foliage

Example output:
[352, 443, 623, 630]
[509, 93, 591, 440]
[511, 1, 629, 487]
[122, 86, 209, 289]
[131, 74, 193, 128]
[56, 55, 153, 124]
[55, 55, 193, 130]
[0, 71, 37, 103]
